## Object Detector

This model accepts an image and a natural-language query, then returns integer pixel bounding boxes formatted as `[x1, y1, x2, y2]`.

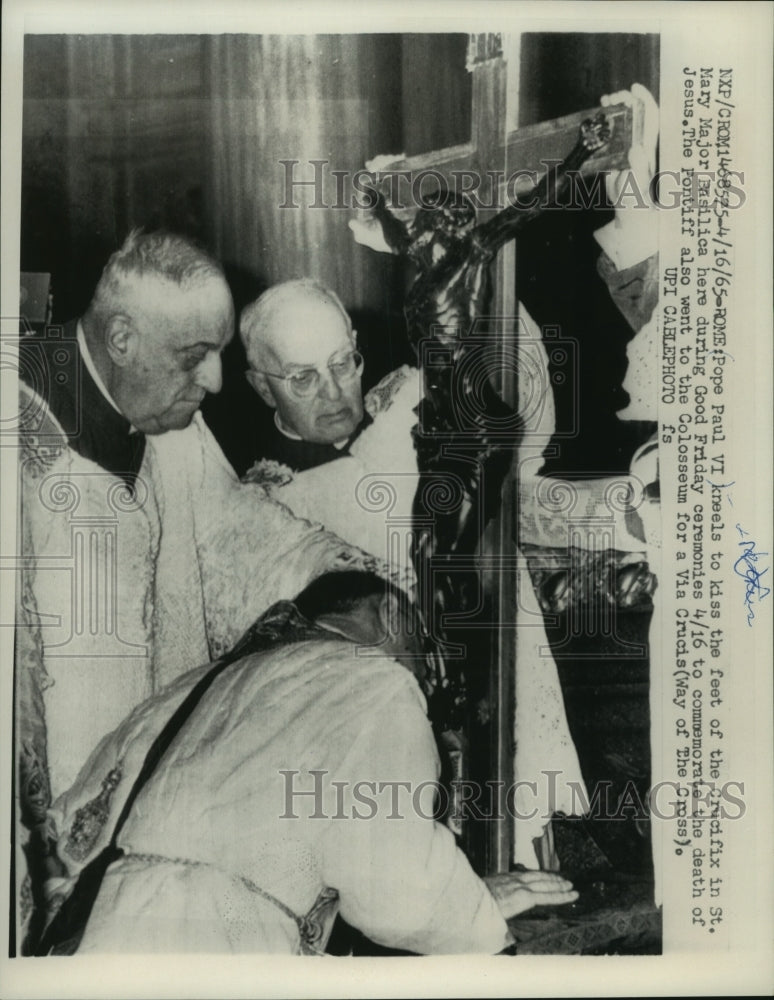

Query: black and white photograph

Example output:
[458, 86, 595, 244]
[1, 2, 771, 997]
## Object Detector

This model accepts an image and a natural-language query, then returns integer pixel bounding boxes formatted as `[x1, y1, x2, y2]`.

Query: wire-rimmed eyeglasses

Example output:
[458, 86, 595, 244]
[253, 350, 364, 398]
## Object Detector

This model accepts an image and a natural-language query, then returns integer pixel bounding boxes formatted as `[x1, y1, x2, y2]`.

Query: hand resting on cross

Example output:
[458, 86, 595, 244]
[601, 82, 660, 210]
[484, 869, 579, 919]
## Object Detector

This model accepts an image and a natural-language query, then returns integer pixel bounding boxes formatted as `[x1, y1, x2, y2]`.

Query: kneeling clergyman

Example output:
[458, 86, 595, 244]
[43, 572, 577, 955]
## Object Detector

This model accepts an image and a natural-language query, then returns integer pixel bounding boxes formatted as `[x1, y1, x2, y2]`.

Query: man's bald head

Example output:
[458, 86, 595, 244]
[240, 279, 352, 371]
[241, 279, 364, 445]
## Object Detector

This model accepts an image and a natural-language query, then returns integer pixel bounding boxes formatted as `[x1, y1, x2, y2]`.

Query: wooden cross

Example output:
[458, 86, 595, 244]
[372, 34, 633, 875]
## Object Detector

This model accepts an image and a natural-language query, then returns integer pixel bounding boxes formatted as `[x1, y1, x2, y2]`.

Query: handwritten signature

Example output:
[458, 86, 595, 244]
[734, 525, 771, 626]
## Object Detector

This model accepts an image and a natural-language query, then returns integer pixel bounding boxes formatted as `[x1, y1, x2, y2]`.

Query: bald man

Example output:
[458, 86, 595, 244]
[240, 279, 371, 472]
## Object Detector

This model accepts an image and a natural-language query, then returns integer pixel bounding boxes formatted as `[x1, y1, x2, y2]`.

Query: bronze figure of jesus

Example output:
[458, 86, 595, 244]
[351, 113, 611, 717]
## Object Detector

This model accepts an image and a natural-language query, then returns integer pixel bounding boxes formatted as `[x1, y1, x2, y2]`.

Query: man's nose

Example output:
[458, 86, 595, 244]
[318, 368, 343, 401]
[196, 352, 223, 394]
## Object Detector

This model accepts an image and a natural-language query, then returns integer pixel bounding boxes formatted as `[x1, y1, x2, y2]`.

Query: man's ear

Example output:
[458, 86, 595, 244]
[314, 599, 383, 647]
[104, 315, 135, 368]
[377, 590, 402, 643]
[246, 369, 276, 408]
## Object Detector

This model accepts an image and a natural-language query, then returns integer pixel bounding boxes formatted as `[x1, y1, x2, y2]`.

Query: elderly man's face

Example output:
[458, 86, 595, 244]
[252, 297, 364, 444]
[113, 276, 234, 435]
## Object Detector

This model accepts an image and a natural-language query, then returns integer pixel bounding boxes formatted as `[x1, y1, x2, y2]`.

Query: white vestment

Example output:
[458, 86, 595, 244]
[51, 638, 510, 955]
[16, 387, 374, 805]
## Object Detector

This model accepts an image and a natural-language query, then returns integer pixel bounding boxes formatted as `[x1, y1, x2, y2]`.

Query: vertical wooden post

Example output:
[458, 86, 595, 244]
[470, 38, 517, 875]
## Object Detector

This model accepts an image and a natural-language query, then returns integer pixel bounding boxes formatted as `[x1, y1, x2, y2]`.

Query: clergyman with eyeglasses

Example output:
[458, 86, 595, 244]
[241, 279, 371, 473]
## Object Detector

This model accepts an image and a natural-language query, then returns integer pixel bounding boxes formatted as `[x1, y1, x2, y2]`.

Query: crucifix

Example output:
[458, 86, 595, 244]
[353, 33, 634, 876]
